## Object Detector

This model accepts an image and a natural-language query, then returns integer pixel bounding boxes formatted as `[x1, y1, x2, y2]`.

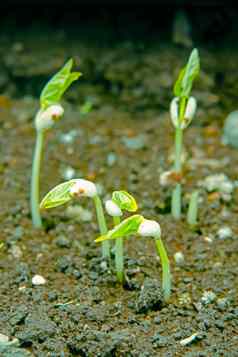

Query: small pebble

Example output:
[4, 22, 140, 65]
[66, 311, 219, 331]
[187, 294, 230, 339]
[32, 274, 46, 286]
[153, 316, 161, 324]
[217, 226, 233, 239]
[121, 134, 146, 150]
[72, 270, 82, 279]
[202, 174, 233, 193]
[201, 174, 233, 201]
[48, 291, 58, 302]
[174, 251, 185, 265]
[59, 129, 78, 144]
[66, 205, 92, 222]
[178, 292, 191, 305]
[201, 290, 216, 305]
[217, 297, 229, 311]
[54, 235, 71, 248]
[61, 166, 76, 180]
[203, 236, 213, 243]
[159, 171, 173, 187]
[100, 261, 108, 271]
[179, 332, 199, 346]
[0, 333, 9, 343]
[10, 245, 23, 259]
[107, 152, 117, 166]
[11, 226, 24, 242]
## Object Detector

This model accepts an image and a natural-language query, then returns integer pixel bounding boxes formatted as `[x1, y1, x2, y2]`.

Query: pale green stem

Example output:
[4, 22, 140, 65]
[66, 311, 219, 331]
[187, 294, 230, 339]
[187, 190, 199, 226]
[155, 236, 171, 303]
[171, 97, 186, 219]
[93, 195, 110, 259]
[31, 129, 44, 228]
[113, 216, 124, 284]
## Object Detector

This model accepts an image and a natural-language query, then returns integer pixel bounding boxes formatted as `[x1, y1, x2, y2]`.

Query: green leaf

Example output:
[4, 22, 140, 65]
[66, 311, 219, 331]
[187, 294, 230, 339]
[40, 179, 77, 209]
[95, 214, 143, 242]
[112, 190, 137, 212]
[40, 59, 82, 109]
[173, 48, 200, 98]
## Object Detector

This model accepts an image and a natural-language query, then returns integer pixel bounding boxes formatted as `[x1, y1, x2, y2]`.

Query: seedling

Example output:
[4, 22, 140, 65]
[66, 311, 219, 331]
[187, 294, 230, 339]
[187, 190, 199, 226]
[31, 59, 82, 228]
[105, 190, 137, 283]
[40, 178, 110, 259]
[170, 49, 200, 219]
[95, 215, 171, 302]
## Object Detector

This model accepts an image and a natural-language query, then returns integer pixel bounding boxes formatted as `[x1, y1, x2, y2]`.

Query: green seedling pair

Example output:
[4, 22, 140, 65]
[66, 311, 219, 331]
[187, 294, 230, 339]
[96, 214, 171, 302]
[40, 180, 171, 302]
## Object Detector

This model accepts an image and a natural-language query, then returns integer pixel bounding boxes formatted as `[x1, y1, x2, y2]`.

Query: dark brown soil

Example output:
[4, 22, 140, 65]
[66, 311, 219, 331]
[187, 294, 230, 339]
[0, 30, 238, 356]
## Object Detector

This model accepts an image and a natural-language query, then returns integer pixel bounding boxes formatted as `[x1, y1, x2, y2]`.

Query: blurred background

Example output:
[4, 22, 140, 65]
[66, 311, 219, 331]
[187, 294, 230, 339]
[0, 1, 238, 119]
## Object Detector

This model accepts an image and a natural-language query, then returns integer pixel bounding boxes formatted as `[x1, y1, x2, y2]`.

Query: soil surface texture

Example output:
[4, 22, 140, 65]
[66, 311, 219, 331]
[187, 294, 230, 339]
[0, 29, 238, 356]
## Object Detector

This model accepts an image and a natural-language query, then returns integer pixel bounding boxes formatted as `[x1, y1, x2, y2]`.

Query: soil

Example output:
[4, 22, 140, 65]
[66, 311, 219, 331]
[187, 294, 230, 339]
[0, 28, 238, 356]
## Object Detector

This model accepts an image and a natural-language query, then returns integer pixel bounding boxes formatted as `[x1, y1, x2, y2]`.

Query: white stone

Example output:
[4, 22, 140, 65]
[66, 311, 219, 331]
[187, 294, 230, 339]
[100, 261, 108, 271]
[32, 274, 46, 286]
[174, 251, 185, 265]
[180, 333, 198, 346]
[203, 236, 213, 243]
[59, 130, 78, 144]
[138, 219, 161, 238]
[0, 333, 9, 343]
[217, 226, 233, 240]
[66, 205, 93, 222]
[62, 166, 76, 180]
[202, 174, 233, 194]
[159, 171, 173, 187]
[10, 245, 23, 259]
[201, 290, 216, 304]
[105, 200, 122, 217]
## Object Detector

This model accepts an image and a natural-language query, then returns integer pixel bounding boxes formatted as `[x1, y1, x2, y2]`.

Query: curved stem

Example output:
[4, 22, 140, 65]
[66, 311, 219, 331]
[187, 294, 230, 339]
[171, 96, 186, 220]
[31, 129, 44, 228]
[155, 237, 171, 303]
[93, 195, 110, 259]
[113, 216, 124, 284]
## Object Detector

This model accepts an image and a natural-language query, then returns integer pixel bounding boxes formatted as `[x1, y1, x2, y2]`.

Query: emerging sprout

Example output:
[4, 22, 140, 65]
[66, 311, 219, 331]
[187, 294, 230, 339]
[105, 190, 137, 283]
[70, 179, 97, 198]
[170, 96, 197, 130]
[105, 200, 123, 217]
[95, 215, 171, 302]
[138, 219, 161, 237]
[170, 49, 200, 219]
[31, 59, 81, 228]
[35, 104, 64, 131]
[40, 178, 110, 259]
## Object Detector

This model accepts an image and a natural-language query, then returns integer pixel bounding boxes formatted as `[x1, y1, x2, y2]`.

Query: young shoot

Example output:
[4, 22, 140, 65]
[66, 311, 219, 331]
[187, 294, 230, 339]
[170, 49, 200, 219]
[31, 59, 82, 228]
[187, 190, 199, 227]
[40, 178, 110, 259]
[105, 190, 137, 283]
[95, 215, 171, 302]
